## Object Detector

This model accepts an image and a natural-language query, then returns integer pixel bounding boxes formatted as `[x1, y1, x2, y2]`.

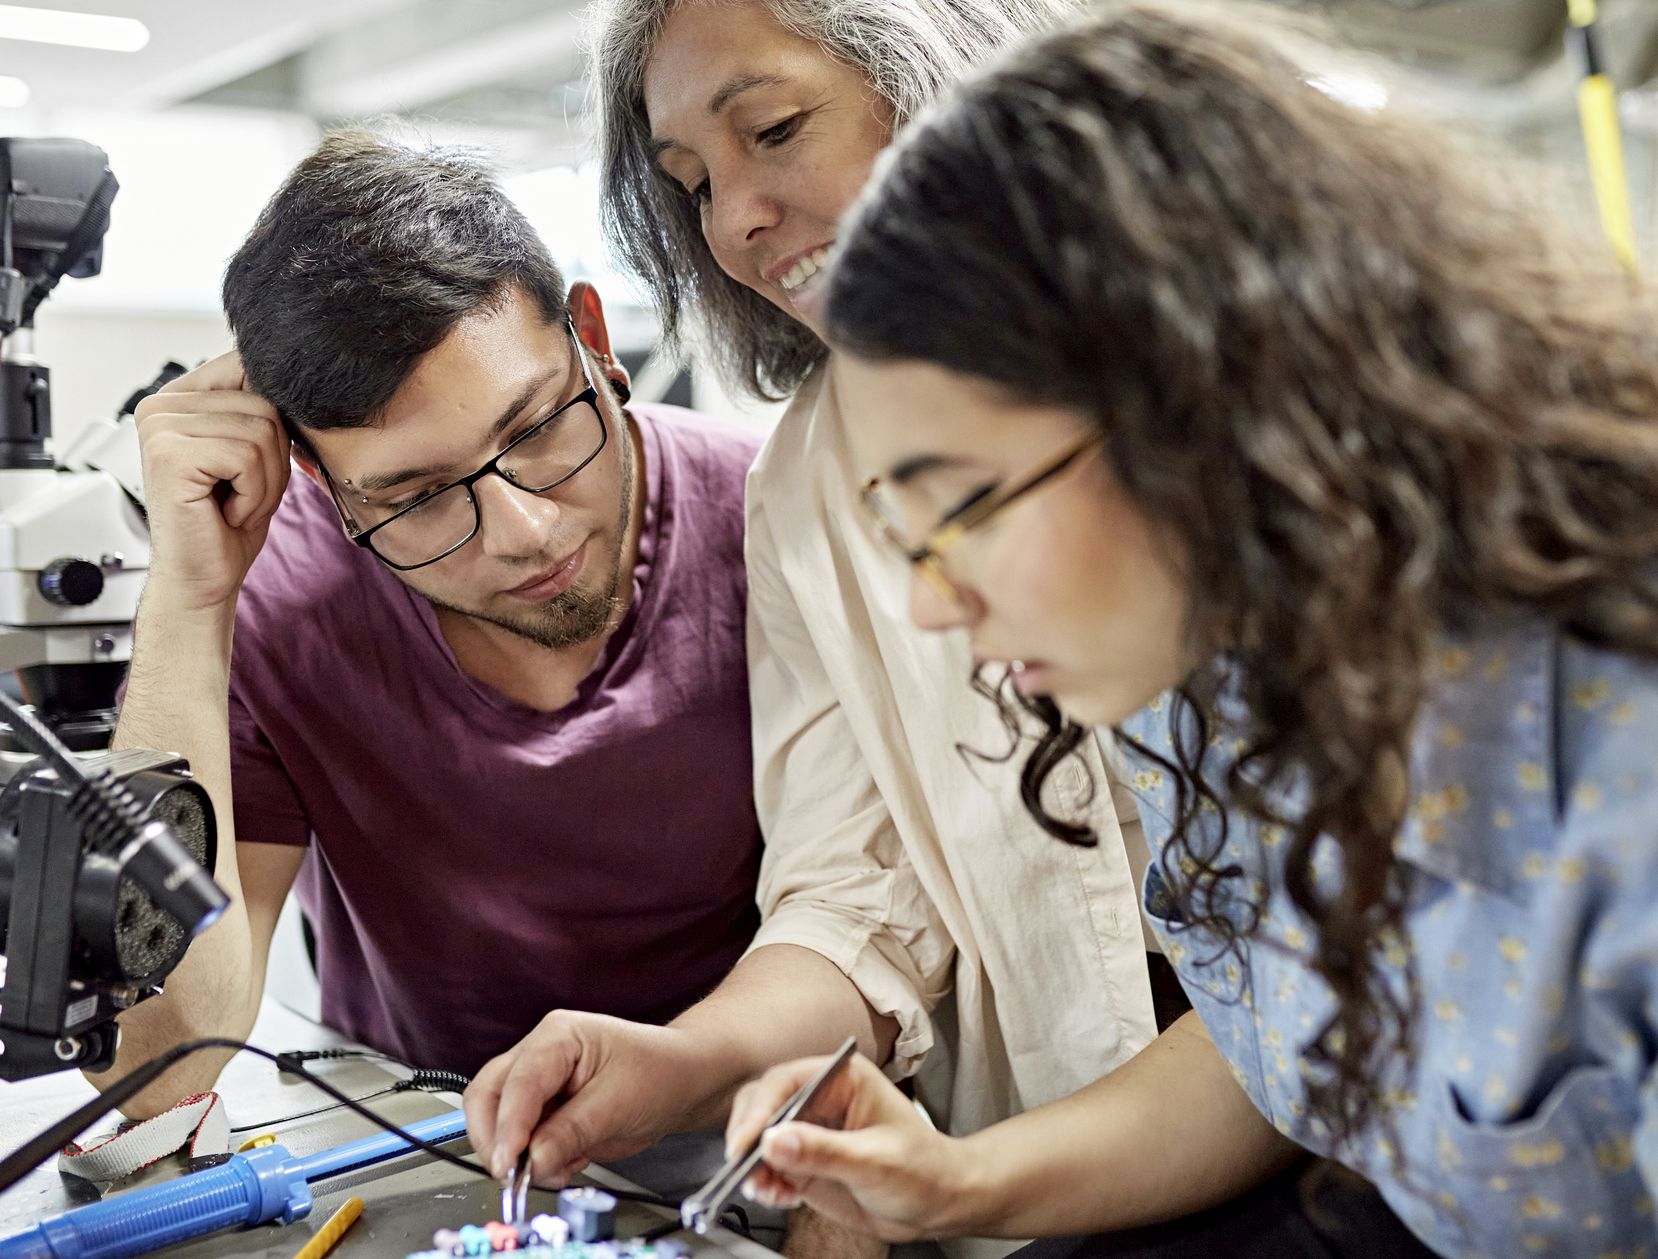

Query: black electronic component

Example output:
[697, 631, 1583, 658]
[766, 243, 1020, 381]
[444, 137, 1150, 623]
[558, 1187, 619, 1242]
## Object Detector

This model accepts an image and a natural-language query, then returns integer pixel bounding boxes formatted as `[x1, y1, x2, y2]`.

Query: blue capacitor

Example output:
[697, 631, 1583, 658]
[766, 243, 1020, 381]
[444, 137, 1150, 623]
[556, 1188, 618, 1242]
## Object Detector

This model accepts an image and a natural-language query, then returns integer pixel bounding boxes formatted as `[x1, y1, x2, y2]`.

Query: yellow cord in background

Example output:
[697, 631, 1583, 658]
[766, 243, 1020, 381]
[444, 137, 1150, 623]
[1567, 0, 1639, 272]
[290, 1195, 364, 1259]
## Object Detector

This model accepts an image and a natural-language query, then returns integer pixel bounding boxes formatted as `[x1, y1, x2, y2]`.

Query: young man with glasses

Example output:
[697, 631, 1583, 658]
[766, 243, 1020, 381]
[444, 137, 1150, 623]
[102, 132, 765, 1137]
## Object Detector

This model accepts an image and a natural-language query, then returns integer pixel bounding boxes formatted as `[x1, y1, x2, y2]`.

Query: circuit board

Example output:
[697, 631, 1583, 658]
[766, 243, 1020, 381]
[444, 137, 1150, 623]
[406, 1186, 692, 1259]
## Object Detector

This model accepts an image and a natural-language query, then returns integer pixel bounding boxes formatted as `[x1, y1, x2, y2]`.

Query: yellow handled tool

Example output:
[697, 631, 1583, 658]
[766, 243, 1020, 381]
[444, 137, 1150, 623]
[1567, 0, 1638, 272]
[290, 1195, 364, 1259]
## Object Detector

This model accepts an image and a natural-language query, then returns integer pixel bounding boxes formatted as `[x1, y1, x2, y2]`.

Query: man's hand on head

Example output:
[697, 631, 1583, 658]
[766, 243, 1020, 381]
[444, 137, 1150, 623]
[133, 350, 291, 616]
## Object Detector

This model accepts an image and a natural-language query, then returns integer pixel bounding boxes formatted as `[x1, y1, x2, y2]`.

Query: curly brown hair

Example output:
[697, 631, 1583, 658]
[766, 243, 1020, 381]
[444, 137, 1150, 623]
[824, 1, 1658, 1154]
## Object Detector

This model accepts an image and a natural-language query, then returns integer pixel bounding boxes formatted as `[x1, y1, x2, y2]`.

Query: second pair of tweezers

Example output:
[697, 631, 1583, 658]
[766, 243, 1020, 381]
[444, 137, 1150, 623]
[679, 1037, 858, 1235]
[503, 1149, 533, 1227]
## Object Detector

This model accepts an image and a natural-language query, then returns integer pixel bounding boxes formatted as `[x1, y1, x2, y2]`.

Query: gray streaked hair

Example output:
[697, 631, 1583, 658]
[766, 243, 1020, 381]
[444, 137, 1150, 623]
[588, 0, 1084, 401]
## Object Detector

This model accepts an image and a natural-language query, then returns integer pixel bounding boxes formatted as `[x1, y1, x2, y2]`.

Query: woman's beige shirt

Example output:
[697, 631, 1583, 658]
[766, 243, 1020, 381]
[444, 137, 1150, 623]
[744, 365, 1158, 1149]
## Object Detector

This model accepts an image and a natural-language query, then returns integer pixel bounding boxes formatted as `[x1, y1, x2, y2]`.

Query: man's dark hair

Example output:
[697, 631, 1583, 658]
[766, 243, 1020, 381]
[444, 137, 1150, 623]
[223, 128, 568, 439]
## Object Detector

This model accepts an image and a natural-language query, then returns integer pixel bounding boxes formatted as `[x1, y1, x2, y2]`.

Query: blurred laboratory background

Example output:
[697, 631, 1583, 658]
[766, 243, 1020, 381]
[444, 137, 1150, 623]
[4, 0, 1658, 448]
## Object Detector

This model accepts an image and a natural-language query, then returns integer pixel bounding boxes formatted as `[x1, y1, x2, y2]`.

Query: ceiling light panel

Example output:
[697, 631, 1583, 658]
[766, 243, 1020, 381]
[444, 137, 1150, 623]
[0, 4, 149, 53]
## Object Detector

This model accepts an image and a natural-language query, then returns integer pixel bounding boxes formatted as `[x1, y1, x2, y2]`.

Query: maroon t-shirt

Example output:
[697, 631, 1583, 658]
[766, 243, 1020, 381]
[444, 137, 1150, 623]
[226, 405, 763, 1075]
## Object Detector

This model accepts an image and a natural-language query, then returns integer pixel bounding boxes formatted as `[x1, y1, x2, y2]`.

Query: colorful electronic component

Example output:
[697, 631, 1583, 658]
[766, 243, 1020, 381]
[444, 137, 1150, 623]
[405, 1239, 667, 1259]
[410, 1186, 653, 1259]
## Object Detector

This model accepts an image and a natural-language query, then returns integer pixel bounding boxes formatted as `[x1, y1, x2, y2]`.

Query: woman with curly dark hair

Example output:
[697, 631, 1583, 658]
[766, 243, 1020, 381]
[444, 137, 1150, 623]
[722, 4, 1658, 1257]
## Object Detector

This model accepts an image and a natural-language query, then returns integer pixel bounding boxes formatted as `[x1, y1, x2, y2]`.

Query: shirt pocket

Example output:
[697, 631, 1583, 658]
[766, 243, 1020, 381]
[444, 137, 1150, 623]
[1422, 1062, 1645, 1251]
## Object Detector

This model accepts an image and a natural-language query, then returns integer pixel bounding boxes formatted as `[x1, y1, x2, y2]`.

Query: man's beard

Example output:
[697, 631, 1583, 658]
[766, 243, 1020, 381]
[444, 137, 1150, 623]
[429, 418, 634, 652]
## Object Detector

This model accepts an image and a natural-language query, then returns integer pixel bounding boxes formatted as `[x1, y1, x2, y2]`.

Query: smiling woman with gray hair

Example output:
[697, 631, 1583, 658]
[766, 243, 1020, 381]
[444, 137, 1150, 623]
[463, 2, 1174, 1255]
[591, 0, 1076, 398]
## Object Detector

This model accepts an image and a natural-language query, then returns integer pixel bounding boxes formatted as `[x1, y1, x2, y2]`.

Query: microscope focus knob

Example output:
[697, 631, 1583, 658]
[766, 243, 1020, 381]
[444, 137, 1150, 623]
[39, 557, 104, 606]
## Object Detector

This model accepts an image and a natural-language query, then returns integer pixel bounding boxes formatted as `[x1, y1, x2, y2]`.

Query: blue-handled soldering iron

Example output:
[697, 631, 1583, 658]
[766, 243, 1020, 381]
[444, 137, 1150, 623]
[0, 1108, 467, 1259]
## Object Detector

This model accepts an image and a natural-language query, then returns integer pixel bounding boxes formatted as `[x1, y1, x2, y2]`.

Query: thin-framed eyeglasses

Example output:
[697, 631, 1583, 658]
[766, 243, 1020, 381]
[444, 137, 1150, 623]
[317, 319, 607, 572]
[859, 430, 1103, 604]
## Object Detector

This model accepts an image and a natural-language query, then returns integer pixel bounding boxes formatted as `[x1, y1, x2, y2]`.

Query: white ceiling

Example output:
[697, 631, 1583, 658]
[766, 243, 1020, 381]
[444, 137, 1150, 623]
[1, 0, 410, 110]
[3, 0, 598, 167]
[3, 0, 1657, 124]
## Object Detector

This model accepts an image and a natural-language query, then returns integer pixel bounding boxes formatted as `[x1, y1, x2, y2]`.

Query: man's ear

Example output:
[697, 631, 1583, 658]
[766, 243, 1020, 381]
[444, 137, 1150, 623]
[568, 280, 632, 405]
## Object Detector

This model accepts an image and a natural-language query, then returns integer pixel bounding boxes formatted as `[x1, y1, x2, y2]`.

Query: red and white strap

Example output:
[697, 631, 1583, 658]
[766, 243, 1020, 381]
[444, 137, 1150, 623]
[57, 1090, 229, 1182]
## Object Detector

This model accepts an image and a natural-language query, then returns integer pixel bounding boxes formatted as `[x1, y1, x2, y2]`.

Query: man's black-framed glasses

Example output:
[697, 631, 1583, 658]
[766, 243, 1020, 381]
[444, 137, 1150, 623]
[320, 322, 607, 572]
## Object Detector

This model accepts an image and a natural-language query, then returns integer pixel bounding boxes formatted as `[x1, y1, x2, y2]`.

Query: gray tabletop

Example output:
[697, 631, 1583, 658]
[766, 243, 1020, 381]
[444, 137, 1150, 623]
[0, 1000, 779, 1259]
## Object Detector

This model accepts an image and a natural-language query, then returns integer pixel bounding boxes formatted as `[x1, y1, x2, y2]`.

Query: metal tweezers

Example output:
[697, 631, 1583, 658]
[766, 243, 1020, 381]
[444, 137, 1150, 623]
[679, 1036, 858, 1235]
[502, 1148, 533, 1228]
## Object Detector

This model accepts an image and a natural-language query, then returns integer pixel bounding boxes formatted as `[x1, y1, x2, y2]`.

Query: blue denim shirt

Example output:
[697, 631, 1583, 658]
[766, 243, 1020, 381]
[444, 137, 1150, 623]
[1119, 615, 1657, 1257]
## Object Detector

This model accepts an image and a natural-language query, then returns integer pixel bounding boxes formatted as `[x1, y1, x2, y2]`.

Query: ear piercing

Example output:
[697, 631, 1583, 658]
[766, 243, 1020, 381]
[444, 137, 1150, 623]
[599, 354, 632, 405]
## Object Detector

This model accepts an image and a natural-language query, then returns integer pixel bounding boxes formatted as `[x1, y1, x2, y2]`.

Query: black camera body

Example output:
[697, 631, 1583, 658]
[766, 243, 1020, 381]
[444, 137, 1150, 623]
[0, 749, 217, 1080]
